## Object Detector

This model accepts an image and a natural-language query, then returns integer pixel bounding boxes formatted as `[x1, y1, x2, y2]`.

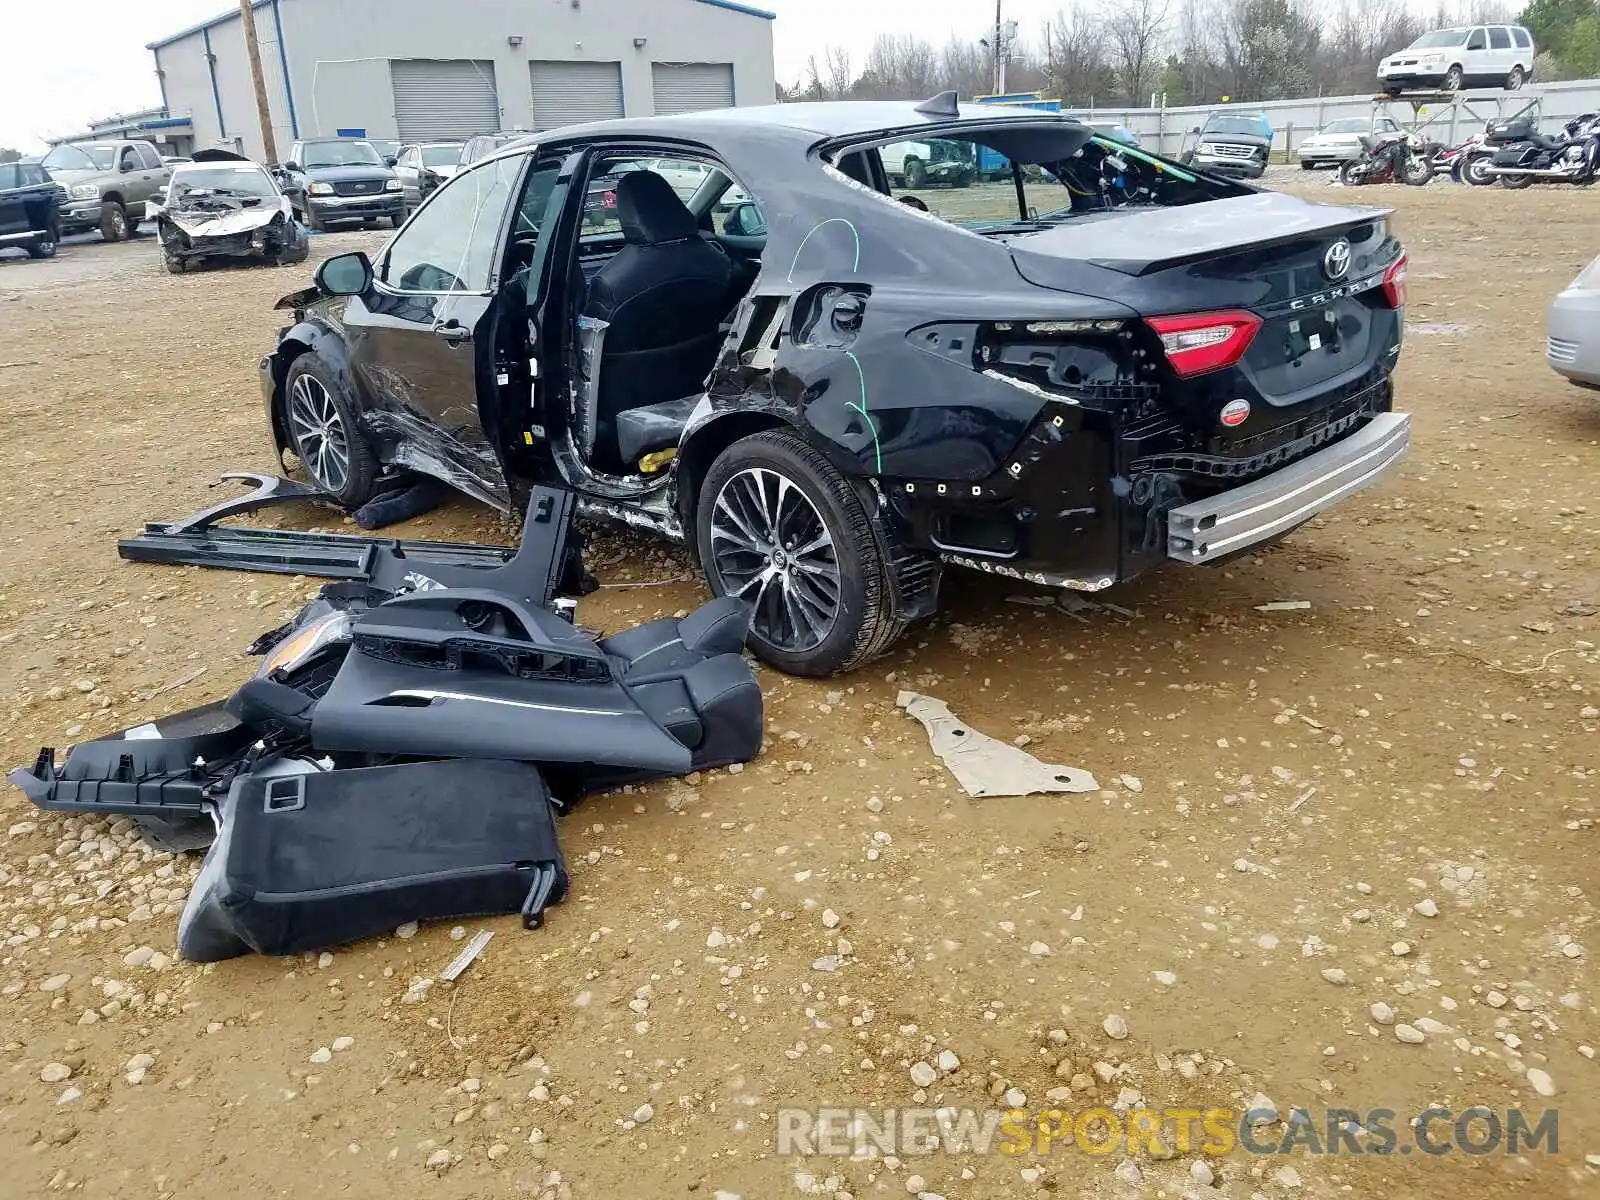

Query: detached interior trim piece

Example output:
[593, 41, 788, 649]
[897, 690, 1098, 798]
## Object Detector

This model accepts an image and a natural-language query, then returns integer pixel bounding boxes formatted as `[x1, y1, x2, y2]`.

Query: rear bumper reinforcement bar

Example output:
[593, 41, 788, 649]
[1166, 411, 1411, 564]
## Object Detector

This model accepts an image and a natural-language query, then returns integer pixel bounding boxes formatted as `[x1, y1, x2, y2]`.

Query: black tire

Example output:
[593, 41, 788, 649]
[1499, 172, 1532, 190]
[694, 430, 906, 676]
[1443, 65, 1464, 92]
[125, 218, 141, 237]
[1338, 160, 1365, 187]
[1506, 66, 1525, 90]
[282, 352, 378, 506]
[306, 205, 326, 233]
[25, 230, 58, 259]
[1462, 154, 1496, 186]
[161, 251, 186, 273]
[1402, 153, 1435, 186]
[1300, 160, 1316, 170]
[903, 158, 927, 189]
[134, 814, 215, 854]
[100, 200, 128, 242]
[389, 213, 405, 229]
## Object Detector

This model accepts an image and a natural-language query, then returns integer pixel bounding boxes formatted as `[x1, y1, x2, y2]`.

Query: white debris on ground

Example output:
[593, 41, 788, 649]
[895, 691, 1098, 797]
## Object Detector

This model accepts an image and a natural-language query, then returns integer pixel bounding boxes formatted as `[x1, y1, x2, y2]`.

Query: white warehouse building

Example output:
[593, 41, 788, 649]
[148, 0, 777, 163]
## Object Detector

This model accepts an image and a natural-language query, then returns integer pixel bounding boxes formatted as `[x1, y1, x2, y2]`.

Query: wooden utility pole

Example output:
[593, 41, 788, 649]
[237, 0, 279, 163]
[993, 0, 1004, 95]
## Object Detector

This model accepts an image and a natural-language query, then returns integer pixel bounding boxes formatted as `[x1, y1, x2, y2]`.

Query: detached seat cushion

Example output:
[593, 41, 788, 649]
[601, 596, 761, 769]
[614, 396, 700, 466]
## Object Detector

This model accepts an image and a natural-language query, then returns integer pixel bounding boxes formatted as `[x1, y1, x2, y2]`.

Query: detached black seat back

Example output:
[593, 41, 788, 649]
[582, 171, 732, 462]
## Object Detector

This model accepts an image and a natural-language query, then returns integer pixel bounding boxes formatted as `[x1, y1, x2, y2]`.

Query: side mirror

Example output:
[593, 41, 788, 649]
[283, 161, 301, 173]
[724, 202, 766, 237]
[1189, 125, 1201, 134]
[315, 251, 373, 297]
[384, 155, 398, 167]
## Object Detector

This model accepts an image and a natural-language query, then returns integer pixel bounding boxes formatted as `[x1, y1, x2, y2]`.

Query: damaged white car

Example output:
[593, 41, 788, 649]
[152, 149, 308, 273]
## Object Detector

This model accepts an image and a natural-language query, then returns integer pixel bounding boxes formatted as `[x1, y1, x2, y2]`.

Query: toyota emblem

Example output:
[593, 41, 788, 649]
[1220, 399, 1251, 427]
[1323, 238, 1352, 281]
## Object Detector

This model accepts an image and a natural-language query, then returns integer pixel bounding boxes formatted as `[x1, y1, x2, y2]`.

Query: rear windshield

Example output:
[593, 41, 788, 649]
[838, 123, 1225, 236]
[422, 145, 462, 166]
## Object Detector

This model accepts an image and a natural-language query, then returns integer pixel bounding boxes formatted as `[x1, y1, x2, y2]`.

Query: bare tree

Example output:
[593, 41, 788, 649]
[1105, 0, 1172, 104]
[1045, 5, 1119, 103]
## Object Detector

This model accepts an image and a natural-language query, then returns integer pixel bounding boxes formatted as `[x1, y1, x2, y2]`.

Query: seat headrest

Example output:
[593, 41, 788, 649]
[617, 171, 699, 245]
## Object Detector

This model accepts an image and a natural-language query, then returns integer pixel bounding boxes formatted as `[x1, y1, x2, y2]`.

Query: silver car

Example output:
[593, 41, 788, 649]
[1299, 117, 1402, 169]
[1548, 252, 1600, 389]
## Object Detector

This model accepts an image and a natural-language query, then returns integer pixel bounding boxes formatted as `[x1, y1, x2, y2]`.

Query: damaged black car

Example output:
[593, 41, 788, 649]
[259, 96, 1411, 676]
[154, 149, 308, 273]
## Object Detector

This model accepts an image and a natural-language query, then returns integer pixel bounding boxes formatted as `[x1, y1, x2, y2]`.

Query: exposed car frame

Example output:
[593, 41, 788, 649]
[259, 96, 1410, 676]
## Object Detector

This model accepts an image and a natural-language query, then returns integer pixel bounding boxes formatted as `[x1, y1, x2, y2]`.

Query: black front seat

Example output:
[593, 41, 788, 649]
[582, 172, 732, 466]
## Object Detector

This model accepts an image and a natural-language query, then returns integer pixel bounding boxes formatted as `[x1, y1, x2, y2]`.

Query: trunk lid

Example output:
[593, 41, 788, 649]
[1007, 193, 1390, 280]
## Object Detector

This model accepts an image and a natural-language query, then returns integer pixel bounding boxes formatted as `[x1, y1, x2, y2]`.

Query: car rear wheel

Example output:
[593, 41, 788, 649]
[100, 200, 128, 242]
[1505, 66, 1525, 90]
[283, 354, 377, 506]
[695, 430, 905, 676]
[26, 231, 57, 259]
[904, 158, 927, 188]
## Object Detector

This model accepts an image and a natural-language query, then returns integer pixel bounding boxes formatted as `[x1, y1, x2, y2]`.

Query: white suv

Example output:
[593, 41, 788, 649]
[1379, 25, 1535, 94]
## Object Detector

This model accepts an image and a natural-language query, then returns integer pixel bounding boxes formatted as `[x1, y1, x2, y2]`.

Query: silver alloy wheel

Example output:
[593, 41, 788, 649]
[708, 466, 841, 652]
[108, 207, 126, 238]
[287, 373, 351, 494]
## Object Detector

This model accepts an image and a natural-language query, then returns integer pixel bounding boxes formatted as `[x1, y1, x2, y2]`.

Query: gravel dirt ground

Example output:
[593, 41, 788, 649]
[1, 180, 1597, 1200]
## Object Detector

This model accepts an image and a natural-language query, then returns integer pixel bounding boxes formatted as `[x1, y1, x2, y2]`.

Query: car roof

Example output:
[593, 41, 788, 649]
[506, 100, 1077, 151]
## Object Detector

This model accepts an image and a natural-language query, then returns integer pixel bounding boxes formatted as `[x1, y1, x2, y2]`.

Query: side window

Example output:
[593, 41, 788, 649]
[0, 164, 17, 190]
[382, 153, 524, 293]
[400, 148, 418, 168]
[1467, 27, 1487, 51]
[1513, 27, 1532, 48]
[1489, 26, 1511, 49]
[119, 146, 139, 171]
[137, 144, 162, 169]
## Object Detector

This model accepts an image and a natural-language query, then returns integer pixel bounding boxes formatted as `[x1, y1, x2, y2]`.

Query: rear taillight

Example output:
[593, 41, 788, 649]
[1381, 252, 1408, 308]
[1144, 310, 1262, 377]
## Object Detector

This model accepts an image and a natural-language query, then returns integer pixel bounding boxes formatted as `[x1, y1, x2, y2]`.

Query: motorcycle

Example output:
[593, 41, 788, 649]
[1338, 131, 1434, 186]
[1427, 132, 1487, 182]
[1478, 113, 1600, 188]
[1461, 116, 1540, 186]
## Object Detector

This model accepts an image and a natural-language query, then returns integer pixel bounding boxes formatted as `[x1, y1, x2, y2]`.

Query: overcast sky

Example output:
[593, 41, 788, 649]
[1, 0, 1409, 151]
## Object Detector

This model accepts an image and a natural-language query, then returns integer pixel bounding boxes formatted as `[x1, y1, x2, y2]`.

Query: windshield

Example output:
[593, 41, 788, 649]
[173, 168, 275, 198]
[300, 140, 383, 168]
[42, 144, 117, 171]
[422, 145, 462, 167]
[1204, 116, 1269, 137]
[1323, 119, 1369, 134]
[1409, 29, 1468, 48]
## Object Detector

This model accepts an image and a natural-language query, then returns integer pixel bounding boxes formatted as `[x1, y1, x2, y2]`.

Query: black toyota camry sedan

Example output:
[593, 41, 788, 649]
[260, 95, 1411, 676]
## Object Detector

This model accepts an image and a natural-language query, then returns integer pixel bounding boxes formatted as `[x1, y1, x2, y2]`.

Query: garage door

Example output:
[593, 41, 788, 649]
[389, 59, 500, 141]
[530, 61, 624, 131]
[651, 63, 734, 115]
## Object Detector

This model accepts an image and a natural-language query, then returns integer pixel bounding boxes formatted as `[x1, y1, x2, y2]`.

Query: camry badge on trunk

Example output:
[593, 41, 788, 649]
[1220, 399, 1252, 427]
[1323, 239, 1352, 281]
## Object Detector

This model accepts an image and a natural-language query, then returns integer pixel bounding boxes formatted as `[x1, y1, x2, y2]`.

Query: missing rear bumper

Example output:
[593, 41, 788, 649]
[1166, 412, 1411, 564]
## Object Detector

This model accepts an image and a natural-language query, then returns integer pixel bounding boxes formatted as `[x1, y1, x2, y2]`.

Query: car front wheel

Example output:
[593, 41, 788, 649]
[100, 200, 128, 242]
[283, 353, 377, 506]
[695, 429, 905, 676]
